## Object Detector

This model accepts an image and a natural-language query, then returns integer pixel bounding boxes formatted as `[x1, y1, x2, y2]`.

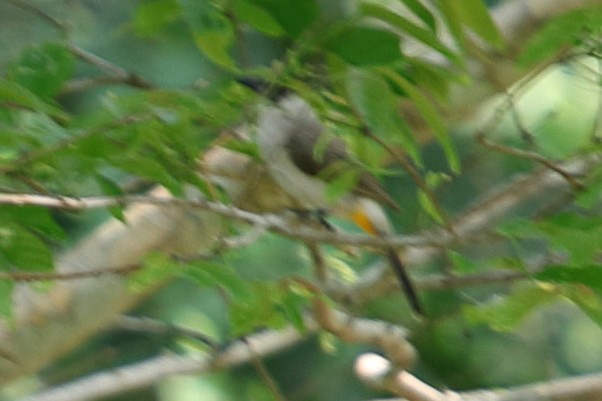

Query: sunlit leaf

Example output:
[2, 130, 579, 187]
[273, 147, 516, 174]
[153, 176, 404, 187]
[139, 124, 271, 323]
[324, 167, 360, 202]
[437, 0, 466, 50]
[178, 0, 236, 69]
[519, 7, 602, 66]
[134, 0, 179, 36]
[441, 0, 504, 49]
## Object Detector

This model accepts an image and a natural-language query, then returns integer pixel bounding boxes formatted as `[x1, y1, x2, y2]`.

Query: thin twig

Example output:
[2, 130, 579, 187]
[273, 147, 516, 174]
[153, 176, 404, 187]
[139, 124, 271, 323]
[173, 225, 268, 263]
[361, 127, 453, 231]
[67, 45, 154, 90]
[0, 264, 141, 282]
[0, 115, 150, 175]
[19, 324, 315, 401]
[312, 299, 416, 369]
[357, 352, 602, 401]
[477, 135, 585, 190]
[245, 338, 288, 401]
[3, 0, 68, 36]
[329, 106, 453, 232]
[346, 153, 602, 304]
[0, 192, 442, 250]
[113, 316, 217, 347]
[306, 242, 328, 282]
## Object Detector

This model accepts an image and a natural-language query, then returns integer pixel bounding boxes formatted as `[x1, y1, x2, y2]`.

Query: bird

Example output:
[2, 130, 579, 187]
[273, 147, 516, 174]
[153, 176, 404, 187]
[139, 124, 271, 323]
[255, 92, 423, 315]
[202, 142, 298, 214]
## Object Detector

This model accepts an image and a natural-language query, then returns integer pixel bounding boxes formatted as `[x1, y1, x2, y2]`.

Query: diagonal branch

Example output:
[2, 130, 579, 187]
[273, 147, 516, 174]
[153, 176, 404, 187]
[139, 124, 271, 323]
[357, 352, 602, 401]
[18, 324, 313, 401]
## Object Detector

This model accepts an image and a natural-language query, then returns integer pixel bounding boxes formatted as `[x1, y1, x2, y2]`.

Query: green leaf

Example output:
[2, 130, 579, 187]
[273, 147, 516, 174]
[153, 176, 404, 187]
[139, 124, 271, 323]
[134, 0, 179, 36]
[464, 285, 557, 332]
[0, 207, 65, 241]
[537, 214, 602, 266]
[185, 261, 252, 299]
[568, 288, 602, 328]
[0, 78, 68, 120]
[554, 230, 600, 266]
[96, 175, 126, 222]
[117, 157, 182, 196]
[0, 225, 53, 271]
[234, 0, 285, 36]
[437, 0, 467, 51]
[325, 25, 402, 66]
[325, 168, 360, 202]
[496, 217, 543, 240]
[230, 282, 288, 336]
[444, 0, 504, 49]
[406, 58, 453, 102]
[178, 0, 236, 69]
[417, 189, 443, 224]
[518, 7, 602, 66]
[128, 253, 178, 292]
[576, 168, 602, 209]
[248, 0, 319, 38]
[346, 68, 421, 166]
[536, 265, 602, 291]
[417, 171, 449, 224]
[448, 250, 478, 273]
[8, 43, 74, 100]
[0, 280, 13, 319]
[360, 3, 459, 64]
[383, 71, 459, 173]
[400, 0, 436, 31]
[279, 287, 308, 332]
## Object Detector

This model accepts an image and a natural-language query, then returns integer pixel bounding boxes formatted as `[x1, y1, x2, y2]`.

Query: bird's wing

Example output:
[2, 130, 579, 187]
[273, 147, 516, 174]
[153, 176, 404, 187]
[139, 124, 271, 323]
[275, 95, 399, 210]
[282, 114, 399, 211]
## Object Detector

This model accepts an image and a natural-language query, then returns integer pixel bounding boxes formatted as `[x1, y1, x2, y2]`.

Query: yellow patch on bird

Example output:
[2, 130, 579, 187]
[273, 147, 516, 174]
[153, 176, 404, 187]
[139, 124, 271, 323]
[350, 209, 378, 235]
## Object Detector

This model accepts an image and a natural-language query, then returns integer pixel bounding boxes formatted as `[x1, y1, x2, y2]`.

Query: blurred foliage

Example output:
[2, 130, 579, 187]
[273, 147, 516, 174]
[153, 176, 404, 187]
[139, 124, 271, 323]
[0, 0, 602, 400]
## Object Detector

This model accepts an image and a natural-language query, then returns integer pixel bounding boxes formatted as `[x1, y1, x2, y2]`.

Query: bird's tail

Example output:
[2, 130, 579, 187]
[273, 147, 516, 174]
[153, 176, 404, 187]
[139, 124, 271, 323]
[386, 247, 423, 316]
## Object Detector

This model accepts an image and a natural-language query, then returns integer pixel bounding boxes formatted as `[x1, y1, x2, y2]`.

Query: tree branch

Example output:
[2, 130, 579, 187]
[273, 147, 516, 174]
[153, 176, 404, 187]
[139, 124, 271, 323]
[312, 299, 416, 370]
[18, 324, 312, 401]
[0, 192, 441, 249]
[339, 152, 602, 304]
[356, 353, 602, 401]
